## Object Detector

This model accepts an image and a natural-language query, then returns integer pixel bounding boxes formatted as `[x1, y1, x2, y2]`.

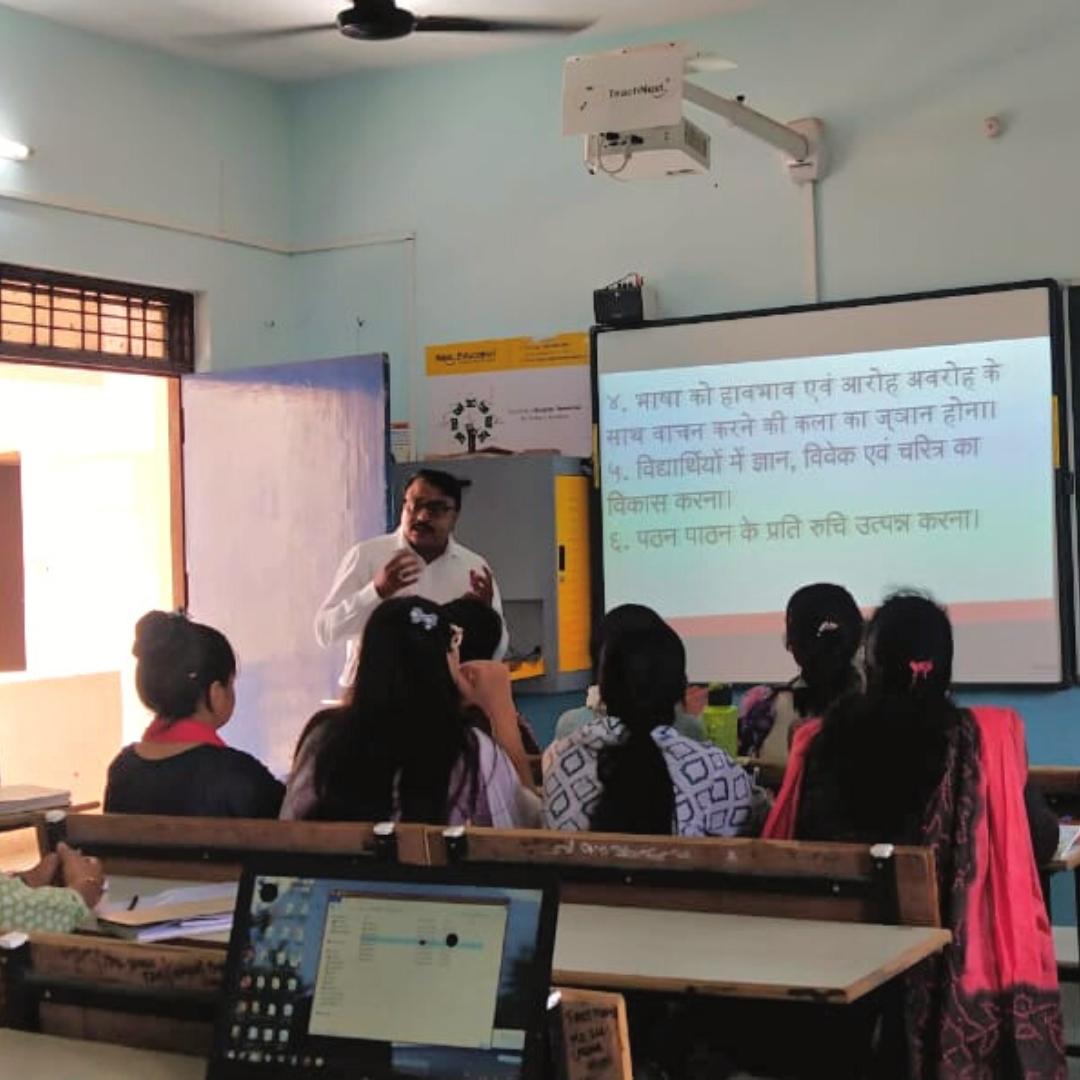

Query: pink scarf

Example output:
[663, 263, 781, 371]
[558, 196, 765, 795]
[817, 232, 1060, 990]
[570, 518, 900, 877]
[765, 706, 1064, 1077]
[143, 716, 226, 748]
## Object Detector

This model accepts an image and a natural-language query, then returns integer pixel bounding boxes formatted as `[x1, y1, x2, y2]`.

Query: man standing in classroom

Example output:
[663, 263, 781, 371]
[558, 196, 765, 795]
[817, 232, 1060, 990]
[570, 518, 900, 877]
[315, 468, 508, 686]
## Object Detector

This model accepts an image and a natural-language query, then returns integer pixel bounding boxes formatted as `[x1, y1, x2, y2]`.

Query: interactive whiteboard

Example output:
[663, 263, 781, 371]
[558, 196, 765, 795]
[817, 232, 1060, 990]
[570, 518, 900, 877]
[594, 283, 1068, 685]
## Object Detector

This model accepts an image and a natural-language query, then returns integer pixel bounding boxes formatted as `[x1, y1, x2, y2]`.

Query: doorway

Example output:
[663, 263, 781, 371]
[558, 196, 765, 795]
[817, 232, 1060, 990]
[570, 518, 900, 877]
[0, 361, 178, 808]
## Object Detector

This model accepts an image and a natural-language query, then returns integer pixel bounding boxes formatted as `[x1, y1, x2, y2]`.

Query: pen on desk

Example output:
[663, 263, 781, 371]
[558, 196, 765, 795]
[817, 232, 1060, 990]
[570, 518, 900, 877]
[127, 895, 139, 911]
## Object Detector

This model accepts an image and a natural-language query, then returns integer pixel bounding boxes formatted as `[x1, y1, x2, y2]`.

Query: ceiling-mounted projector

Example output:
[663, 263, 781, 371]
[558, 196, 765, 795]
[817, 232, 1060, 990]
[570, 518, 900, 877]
[563, 41, 825, 184]
[587, 118, 710, 179]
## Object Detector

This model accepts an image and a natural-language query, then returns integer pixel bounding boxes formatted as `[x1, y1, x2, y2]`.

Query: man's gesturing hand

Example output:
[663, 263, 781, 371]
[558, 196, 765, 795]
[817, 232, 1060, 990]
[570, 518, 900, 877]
[374, 550, 423, 599]
[467, 566, 494, 606]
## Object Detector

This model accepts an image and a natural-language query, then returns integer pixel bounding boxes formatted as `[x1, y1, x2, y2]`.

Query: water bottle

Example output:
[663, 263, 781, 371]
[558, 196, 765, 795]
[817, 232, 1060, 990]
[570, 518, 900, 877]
[701, 683, 739, 757]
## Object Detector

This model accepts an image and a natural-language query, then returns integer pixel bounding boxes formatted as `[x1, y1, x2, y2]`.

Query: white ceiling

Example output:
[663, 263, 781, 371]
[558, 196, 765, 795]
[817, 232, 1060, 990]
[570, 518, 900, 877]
[2, 0, 763, 80]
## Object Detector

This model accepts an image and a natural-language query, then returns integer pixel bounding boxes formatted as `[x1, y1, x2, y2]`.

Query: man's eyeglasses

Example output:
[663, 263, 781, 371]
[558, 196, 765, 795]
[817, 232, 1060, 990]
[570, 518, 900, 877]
[405, 498, 456, 518]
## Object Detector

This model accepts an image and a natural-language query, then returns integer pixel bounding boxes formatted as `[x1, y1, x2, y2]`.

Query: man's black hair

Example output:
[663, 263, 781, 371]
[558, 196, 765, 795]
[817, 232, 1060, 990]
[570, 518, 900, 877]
[441, 597, 504, 662]
[404, 469, 471, 511]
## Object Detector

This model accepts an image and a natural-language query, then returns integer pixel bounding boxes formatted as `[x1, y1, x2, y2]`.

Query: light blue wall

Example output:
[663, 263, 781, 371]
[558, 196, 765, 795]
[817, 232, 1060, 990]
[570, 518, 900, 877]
[0, 3, 294, 370]
[287, 0, 1080, 381]
[290, 243, 412, 420]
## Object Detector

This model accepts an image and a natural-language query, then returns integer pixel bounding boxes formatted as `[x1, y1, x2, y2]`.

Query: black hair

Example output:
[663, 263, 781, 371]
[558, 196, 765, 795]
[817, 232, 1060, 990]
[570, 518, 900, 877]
[589, 603, 666, 678]
[589, 623, 686, 835]
[440, 598, 503, 662]
[309, 597, 481, 824]
[132, 610, 236, 722]
[785, 583, 864, 716]
[403, 469, 470, 511]
[811, 591, 962, 842]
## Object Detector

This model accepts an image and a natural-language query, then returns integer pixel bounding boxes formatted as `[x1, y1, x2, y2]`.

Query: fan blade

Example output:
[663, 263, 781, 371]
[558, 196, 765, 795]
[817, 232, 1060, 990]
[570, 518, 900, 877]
[415, 14, 592, 35]
[181, 23, 337, 47]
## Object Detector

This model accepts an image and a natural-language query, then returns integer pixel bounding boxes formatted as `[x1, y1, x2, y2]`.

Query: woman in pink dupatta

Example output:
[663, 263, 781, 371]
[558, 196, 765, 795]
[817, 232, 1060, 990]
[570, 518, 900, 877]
[765, 592, 1064, 1079]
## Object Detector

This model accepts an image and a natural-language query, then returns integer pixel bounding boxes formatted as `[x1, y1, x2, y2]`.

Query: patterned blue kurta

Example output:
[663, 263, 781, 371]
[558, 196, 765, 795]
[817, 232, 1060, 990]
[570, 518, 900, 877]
[542, 714, 756, 836]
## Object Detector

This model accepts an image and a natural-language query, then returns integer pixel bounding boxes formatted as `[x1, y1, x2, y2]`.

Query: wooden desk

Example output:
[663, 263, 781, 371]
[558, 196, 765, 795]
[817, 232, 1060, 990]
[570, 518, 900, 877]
[98, 879, 950, 1004]
[0, 802, 99, 861]
[0, 802, 99, 830]
[0, 1029, 203, 1080]
[65, 813, 424, 881]
[552, 904, 950, 1003]
[9, 894, 947, 1080]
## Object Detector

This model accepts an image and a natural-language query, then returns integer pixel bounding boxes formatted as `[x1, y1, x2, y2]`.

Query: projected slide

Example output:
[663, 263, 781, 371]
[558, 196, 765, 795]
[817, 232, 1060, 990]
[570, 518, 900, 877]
[310, 893, 508, 1049]
[596, 286, 1063, 683]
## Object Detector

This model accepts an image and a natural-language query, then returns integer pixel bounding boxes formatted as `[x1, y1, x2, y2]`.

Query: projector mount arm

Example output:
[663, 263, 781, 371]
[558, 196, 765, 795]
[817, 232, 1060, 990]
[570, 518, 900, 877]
[683, 81, 826, 185]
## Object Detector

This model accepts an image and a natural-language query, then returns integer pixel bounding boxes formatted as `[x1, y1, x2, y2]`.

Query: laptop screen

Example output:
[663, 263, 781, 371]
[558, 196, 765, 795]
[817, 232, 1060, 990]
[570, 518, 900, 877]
[208, 859, 558, 1080]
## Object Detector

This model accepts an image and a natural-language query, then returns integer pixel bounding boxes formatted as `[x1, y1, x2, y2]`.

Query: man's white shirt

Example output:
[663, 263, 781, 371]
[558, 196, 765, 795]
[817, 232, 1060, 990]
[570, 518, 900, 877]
[315, 527, 508, 686]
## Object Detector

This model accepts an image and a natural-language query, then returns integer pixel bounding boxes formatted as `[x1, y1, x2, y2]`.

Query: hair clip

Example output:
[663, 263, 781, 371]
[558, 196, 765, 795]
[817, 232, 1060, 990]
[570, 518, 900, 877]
[816, 619, 840, 636]
[409, 607, 439, 632]
[909, 659, 934, 681]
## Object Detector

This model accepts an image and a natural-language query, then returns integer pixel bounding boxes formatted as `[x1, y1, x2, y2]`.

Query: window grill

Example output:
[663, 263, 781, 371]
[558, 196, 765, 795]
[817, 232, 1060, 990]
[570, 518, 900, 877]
[0, 263, 194, 374]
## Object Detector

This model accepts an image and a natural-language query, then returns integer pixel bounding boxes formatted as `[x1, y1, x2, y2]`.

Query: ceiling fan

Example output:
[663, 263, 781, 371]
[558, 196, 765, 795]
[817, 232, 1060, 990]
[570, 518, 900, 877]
[200, 0, 594, 45]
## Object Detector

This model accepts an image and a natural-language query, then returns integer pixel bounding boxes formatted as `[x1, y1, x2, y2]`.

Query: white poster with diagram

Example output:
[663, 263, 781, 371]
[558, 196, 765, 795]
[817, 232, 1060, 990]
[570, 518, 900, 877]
[425, 333, 591, 457]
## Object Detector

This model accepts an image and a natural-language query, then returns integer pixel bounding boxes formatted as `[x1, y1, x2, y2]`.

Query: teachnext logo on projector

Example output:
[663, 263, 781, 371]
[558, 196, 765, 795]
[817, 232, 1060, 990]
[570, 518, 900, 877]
[609, 81, 670, 101]
[563, 43, 684, 136]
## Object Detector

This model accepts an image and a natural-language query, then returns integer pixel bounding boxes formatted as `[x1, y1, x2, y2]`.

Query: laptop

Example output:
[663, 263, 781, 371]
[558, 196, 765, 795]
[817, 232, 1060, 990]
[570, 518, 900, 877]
[207, 856, 559, 1080]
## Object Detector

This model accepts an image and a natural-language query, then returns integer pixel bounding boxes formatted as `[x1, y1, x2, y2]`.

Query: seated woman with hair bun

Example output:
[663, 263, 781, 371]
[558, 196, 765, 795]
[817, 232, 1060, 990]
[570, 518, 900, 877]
[104, 611, 284, 818]
[738, 582, 864, 766]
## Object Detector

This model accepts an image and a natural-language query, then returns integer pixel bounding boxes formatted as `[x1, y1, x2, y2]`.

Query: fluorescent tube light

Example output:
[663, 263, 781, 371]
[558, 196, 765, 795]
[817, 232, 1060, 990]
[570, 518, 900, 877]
[0, 136, 31, 161]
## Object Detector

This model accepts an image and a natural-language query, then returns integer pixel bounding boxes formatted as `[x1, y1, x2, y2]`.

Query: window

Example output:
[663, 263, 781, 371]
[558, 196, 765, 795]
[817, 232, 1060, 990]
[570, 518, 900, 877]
[0, 262, 194, 375]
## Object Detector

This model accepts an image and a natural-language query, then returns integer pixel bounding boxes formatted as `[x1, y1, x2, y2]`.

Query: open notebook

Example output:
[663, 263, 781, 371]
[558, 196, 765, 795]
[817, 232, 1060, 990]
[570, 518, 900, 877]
[96, 883, 237, 942]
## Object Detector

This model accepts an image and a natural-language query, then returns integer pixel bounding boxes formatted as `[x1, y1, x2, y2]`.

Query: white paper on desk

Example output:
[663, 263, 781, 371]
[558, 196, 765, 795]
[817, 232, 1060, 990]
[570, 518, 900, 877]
[1056, 824, 1080, 861]
[138, 883, 237, 909]
[96, 882, 237, 919]
[0, 785, 71, 814]
[128, 915, 234, 943]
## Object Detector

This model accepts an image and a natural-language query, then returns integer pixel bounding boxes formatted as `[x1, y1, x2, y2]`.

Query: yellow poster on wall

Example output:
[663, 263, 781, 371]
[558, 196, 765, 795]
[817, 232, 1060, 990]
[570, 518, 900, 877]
[426, 333, 588, 375]
[425, 333, 591, 456]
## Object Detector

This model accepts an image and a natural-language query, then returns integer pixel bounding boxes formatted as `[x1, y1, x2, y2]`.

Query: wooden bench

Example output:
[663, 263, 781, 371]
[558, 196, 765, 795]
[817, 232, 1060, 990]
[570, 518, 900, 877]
[58, 813, 430, 881]
[50, 812, 941, 927]
[0, 931, 223, 1057]
[424, 827, 941, 928]
[53, 813, 941, 928]
[0, 802, 98, 869]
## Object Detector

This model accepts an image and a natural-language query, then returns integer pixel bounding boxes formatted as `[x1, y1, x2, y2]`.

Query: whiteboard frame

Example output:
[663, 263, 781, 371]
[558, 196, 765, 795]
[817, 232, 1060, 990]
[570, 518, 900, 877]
[589, 279, 1075, 688]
